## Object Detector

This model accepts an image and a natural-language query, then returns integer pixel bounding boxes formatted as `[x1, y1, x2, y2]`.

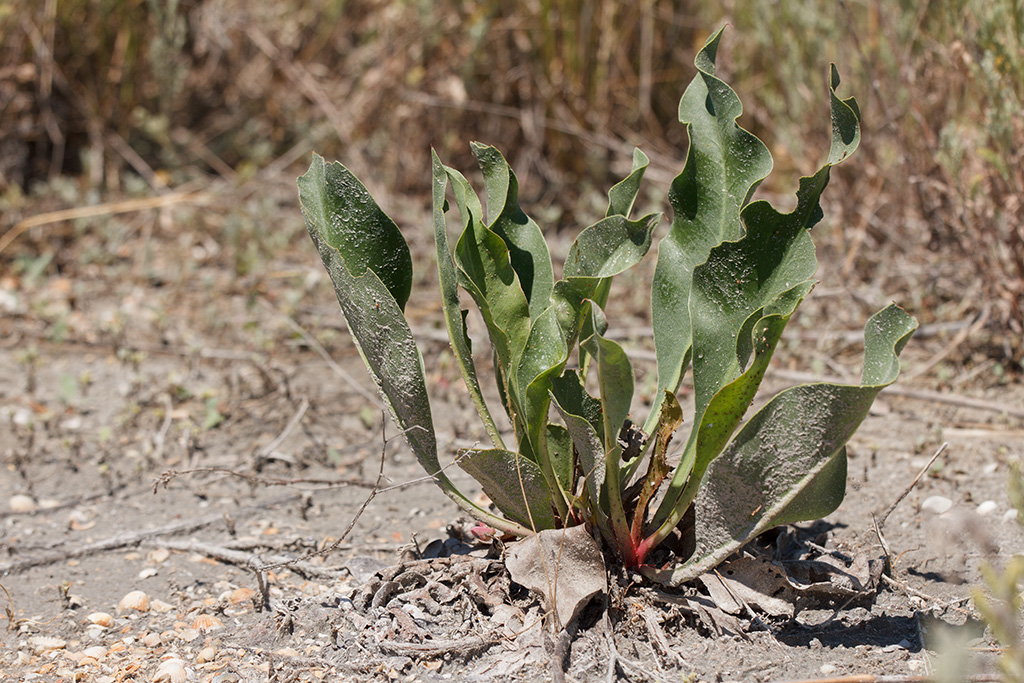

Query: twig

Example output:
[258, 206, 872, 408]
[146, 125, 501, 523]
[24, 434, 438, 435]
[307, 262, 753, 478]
[551, 624, 573, 683]
[0, 486, 131, 520]
[255, 416, 391, 576]
[638, 604, 688, 670]
[0, 495, 299, 574]
[875, 442, 948, 531]
[377, 635, 496, 659]
[259, 297, 382, 407]
[256, 397, 309, 460]
[154, 466, 377, 492]
[0, 191, 206, 256]
[139, 538, 348, 580]
[879, 573, 972, 617]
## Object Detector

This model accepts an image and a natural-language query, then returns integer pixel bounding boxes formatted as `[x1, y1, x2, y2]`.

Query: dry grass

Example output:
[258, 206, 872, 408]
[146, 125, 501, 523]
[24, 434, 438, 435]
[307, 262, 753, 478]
[1, 0, 1021, 369]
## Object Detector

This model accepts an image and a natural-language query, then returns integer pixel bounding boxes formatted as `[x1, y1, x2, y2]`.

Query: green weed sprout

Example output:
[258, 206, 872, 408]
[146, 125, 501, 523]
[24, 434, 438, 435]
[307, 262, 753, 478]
[297, 28, 916, 580]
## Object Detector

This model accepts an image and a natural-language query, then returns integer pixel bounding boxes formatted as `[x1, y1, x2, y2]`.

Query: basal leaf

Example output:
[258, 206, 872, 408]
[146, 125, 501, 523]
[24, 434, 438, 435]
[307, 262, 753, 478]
[299, 156, 528, 536]
[648, 27, 774, 427]
[647, 59, 863, 546]
[606, 147, 650, 219]
[431, 150, 505, 448]
[298, 154, 413, 309]
[644, 304, 917, 585]
[471, 142, 554, 320]
[451, 167, 532, 412]
[458, 448, 558, 531]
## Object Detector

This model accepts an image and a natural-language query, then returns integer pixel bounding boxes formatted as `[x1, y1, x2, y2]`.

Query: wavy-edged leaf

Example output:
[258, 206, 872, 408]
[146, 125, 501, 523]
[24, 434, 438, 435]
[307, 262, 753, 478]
[644, 305, 916, 585]
[431, 150, 504, 448]
[471, 142, 554, 320]
[648, 27, 774, 428]
[299, 156, 529, 536]
[564, 213, 662, 279]
[647, 58, 863, 546]
[606, 147, 650, 219]
[458, 448, 557, 531]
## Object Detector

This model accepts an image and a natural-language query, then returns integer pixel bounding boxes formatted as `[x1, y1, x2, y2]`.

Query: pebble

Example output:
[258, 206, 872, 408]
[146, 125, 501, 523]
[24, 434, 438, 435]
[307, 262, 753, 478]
[976, 500, 998, 516]
[921, 495, 953, 514]
[1005, 509, 1020, 523]
[819, 664, 836, 675]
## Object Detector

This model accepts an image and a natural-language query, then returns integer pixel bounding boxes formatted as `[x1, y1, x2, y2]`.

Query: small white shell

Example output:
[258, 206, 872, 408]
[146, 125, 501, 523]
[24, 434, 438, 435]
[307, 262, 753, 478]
[9, 494, 37, 513]
[226, 587, 256, 605]
[150, 599, 173, 613]
[29, 635, 66, 652]
[82, 645, 108, 659]
[117, 590, 150, 612]
[191, 614, 223, 632]
[195, 645, 217, 663]
[153, 659, 188, 683]
[87, 612, 114, 627]
[176, 627, 200, 642]
[141, 632, 162, 648]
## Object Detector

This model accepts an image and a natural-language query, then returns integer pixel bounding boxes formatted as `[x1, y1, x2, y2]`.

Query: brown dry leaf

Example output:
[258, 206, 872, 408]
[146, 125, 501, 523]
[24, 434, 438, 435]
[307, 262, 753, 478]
[699, 555, 795, 617]
[504, 525, 606, 628]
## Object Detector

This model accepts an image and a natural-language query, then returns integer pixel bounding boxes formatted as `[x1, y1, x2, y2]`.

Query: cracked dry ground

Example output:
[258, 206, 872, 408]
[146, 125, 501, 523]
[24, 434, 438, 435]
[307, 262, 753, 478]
[2, 203, 1023, 682]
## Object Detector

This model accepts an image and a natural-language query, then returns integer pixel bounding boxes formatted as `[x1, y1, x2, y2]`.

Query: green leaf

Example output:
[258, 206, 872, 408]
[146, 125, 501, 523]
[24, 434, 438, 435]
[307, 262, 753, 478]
[551, 378, 610, 537]
[581, 312, 636, 556]
[644, 304, 917, 585]
[471, 142, 554, 320]
[297, 154, 413, 310]
[431, 150, 504, 448]
[300, 155, 529, 537]
[648, 26, 774, 424]
[564, 213, 662, 279]
[458, 448, 558, 530]
[606, 147, 650, 219]
[509, 209, 660, 514]
[647, 54, 864, 543]
[451, 165, 532, 411]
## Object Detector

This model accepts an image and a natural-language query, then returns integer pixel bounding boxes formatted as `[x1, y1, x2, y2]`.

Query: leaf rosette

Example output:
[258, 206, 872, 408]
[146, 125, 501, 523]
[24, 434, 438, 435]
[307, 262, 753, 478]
[297, 27, 916, 577]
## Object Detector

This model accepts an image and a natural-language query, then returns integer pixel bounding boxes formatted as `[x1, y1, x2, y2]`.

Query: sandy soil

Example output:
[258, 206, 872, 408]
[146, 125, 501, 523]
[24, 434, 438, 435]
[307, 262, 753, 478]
[2, 191, 1022, 682]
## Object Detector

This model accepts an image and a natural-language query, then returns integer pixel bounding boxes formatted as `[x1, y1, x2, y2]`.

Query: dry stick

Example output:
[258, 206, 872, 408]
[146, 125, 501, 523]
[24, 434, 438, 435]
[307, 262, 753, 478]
[0, 191, 206, 256]
[870, 443, 973, 617]
[878, 573, 972, 616]
[256, 397, 309, 460]
[875, 442, 948, 531]
[0, 495, 299, 575]
[140, 538, 348, 581]
[155, 466, 377, 492]
[248, 423, 388, 606]
[902, 307, 990, 382]
[259, 297, 382, 407]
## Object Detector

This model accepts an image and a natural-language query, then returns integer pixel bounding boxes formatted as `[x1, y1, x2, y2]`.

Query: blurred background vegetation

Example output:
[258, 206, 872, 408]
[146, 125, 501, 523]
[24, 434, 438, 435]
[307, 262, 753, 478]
[1, 0, 1021, 371]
